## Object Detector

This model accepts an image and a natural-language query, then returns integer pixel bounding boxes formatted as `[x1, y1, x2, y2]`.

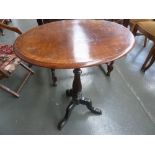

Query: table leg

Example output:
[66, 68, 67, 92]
[51, 69, 57, 86]
[106, 61, 114, 76]
[0, 28, 4, 36]
[57, 68, 102, 130]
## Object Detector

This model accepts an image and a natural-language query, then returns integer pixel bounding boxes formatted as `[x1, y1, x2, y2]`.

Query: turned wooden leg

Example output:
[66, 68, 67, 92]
[51, 69, 57, 86]
[72, 68, 82, 99]
[106, 61, 114, 76]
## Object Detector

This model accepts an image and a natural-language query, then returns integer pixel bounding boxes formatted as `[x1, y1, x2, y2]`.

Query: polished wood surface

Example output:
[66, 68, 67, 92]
[14, 20, 135, 69]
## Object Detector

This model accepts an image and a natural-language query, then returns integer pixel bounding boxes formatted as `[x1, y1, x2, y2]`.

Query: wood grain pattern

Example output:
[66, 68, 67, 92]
[14, 20, 135, 69]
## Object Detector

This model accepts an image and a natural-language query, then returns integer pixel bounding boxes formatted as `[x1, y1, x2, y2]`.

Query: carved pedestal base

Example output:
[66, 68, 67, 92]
[57, 68, 102, 130]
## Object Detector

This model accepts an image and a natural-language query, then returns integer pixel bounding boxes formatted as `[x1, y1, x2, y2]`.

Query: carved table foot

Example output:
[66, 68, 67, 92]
[80, 97, 102, 114]
[58, 68, 102, 130]
[57, 101, 76, 130]
[58, 96, 102, 130]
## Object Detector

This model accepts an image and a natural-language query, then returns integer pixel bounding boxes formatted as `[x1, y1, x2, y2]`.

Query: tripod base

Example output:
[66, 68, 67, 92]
[57, 68, 102, 130]
[57, 90, 102, 130]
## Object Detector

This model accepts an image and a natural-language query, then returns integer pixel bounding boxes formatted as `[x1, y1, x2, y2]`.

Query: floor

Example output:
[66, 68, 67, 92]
[0, 20, 155, 135]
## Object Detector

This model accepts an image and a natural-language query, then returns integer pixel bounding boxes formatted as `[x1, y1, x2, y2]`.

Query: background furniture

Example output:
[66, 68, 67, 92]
[130, 19, 153, 47]
[37, 19, 64, 25]
[133, 21, 155, 72]
[0, 19, 11, 35]
[107, 19, 130, 28]
[130, 19, 152, 32]
[0, 23, 34, 97]
[14, 20, 135, 129]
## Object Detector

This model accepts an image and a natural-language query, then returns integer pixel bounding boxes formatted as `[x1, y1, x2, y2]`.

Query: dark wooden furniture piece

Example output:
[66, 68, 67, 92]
[0, 23, 34, 97]
[123, 19, 130, 28]
[14, 20, 135, 129]
[132, 21, 155, 72]
[0, 19, 12, 35]
[130, 19, 153, 48]
[107, 19, 130, 28]
[37, 19, 64, 25]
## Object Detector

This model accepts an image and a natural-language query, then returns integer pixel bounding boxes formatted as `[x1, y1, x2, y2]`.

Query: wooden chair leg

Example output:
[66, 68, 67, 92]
[0, 62, 34, 97]
[0, 83, 19, 97]
[130, 25, 135, 33]
[141, 45, 155, 72]
[16, 72, 32, 94]
[144, 36, 147, 47]
[16, 62, 34, 94]
[132, 24, 138, 36]
[142, 55, 155, 72]
[20, 62, 34, 74]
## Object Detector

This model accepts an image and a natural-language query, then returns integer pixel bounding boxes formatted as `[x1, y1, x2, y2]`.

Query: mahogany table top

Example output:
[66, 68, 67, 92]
[14, 20, 135, 69]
